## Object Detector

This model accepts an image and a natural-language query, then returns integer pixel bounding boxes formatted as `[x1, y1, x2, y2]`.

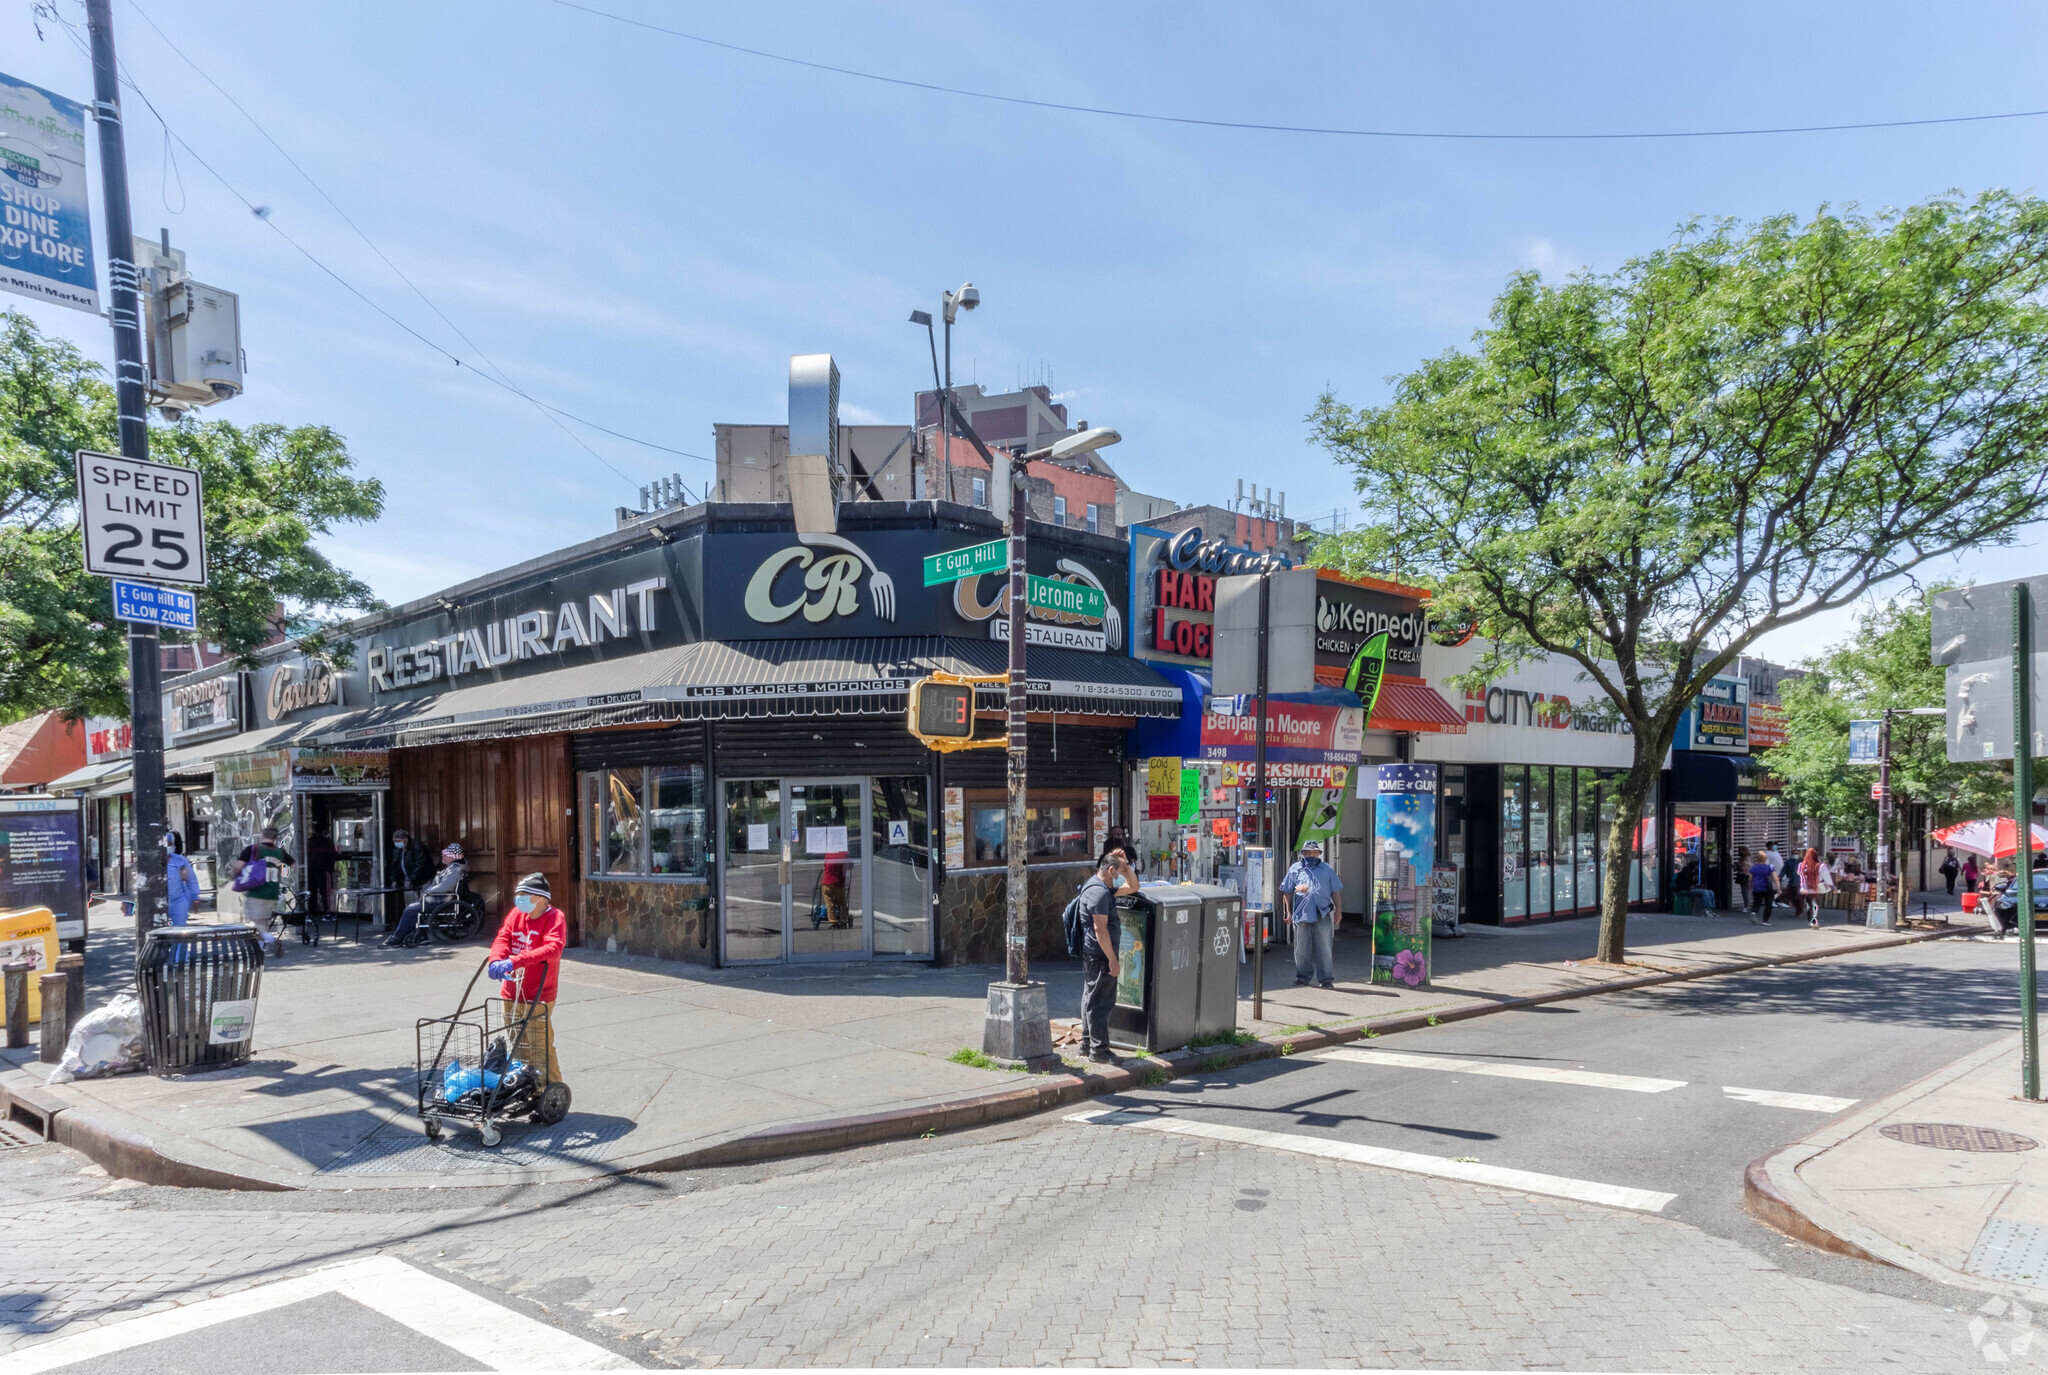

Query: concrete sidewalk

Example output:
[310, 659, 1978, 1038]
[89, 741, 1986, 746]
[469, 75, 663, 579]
[1, 893, 1980, 1192]
[1748, 1020, 2048, 1304]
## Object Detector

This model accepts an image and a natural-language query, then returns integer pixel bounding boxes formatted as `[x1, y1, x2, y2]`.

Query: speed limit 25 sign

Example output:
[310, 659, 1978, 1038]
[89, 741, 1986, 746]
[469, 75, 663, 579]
[75, 449, 208, 587]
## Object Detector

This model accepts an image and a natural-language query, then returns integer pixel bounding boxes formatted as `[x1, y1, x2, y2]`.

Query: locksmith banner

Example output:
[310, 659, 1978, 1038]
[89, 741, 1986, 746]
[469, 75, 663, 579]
[0, 72, 98, 312]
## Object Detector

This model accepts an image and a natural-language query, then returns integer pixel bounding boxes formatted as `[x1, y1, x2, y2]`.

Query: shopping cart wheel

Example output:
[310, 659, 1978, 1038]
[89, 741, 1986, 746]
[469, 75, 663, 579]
[479, 1123, 502, 1148]
[423, 1114, 442, 1141]
[533, 1081, 571, 1126]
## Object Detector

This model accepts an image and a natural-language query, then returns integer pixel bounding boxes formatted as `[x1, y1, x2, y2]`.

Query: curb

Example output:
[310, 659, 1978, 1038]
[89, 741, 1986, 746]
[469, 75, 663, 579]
[2, 920, 1976, 1192]
[1741, 1030, 2046, 1300]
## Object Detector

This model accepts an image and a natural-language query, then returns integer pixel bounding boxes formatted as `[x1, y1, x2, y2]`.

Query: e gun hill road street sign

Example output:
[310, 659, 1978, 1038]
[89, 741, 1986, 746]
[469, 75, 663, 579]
[923, 539, 1006, 587]
[75, 449, 208, 587]
[111, 579, 197, 631]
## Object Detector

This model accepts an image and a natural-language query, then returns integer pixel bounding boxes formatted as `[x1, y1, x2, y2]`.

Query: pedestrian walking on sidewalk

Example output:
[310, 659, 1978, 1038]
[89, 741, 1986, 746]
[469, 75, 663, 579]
[487, 873, 569, 1091]
[1781, 851, 1805, 923]
[1798, 848, 1829, 928]
[1075, 851, 1139, 1063]
[234, 827, 293, 930]
[1940, 849, 1961, 896]
[1283, 839, 1344, 988]
[1748, 852, 1779, 923]
[1963, 854, 1982, 895]
[165, 832, 200, 926]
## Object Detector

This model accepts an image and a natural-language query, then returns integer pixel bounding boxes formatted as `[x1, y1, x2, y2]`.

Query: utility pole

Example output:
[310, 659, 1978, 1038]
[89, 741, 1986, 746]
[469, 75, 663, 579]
[1004, 456, 1030, 991]
[88, 0, 166, 941]
[2016, 583, 2039, 1100]
[1877, 707, 1893, 912]
[1252, 573, 1270, 1024]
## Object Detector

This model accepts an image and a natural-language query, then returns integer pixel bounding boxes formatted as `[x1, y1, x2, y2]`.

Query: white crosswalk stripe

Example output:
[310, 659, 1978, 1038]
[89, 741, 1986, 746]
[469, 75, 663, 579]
[1068, 1108, 1677, 1213]
[1316, 1045, 1687, 1094]
[1722, 1085, 1858, 1113]
[0, 1254, 638, 1373]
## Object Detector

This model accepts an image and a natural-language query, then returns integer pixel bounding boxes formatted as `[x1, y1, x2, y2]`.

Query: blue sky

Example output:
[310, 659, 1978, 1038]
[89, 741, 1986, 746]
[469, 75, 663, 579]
[7, 1, 2046, 660]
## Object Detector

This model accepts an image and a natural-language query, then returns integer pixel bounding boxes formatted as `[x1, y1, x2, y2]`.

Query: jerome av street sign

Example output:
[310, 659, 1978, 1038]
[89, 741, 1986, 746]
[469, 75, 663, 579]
[923, 539, 1006, 587]
[75, 449, 208, 587]
[1027, 575, 1106, 621]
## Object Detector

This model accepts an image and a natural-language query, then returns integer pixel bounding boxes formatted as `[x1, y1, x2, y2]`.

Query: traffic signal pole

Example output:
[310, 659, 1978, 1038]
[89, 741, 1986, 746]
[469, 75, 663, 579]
[88, 0, 167, 940]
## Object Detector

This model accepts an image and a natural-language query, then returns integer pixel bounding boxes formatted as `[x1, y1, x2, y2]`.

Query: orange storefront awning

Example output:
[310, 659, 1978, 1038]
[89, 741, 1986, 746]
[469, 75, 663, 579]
[1367, 677, 1468, 734]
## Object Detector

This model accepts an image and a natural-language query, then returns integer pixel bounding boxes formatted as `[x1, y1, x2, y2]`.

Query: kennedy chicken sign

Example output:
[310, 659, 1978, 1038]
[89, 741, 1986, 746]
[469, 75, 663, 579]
[1199, 694, 1364, 766]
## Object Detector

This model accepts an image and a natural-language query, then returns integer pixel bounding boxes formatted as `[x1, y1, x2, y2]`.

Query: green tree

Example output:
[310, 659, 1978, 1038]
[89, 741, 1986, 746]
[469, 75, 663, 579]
[1764, 595, 2008, 842]
[1309, 192, 2048, 963]
[0, 310, 384, 721]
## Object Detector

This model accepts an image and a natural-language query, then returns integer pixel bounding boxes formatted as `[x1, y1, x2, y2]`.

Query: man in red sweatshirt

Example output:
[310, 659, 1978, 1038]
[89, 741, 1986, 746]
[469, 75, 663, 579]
[487, 872, 567, 1095]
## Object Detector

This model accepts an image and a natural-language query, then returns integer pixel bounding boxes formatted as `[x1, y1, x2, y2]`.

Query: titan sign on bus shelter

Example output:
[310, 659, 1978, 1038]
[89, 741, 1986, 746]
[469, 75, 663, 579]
[75, 449, 209, 587]
[0, 70, 99, 313]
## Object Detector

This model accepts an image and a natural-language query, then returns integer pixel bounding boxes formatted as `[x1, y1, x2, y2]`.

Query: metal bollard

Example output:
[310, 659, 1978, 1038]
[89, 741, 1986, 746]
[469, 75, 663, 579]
[2, 959, 30, 1050]
[56, 953, 84, 1033]
[37, 972, 67, 1063]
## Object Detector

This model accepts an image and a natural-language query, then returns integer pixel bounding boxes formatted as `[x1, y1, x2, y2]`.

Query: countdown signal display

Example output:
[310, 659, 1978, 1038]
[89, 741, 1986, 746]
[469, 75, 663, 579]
[905, 673, 1005, 751]
[915, 679, 975, 737]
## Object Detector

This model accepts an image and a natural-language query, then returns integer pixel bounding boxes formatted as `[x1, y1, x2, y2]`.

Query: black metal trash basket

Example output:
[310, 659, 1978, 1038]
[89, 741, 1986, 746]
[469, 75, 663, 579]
[137, 925, 266, 1073]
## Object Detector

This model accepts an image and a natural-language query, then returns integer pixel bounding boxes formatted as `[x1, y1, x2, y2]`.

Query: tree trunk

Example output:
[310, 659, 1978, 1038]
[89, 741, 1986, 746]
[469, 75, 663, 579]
[1596, 750, 1664, 965]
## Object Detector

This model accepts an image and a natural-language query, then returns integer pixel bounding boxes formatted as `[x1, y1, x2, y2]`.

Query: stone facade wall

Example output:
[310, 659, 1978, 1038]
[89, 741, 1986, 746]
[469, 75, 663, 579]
[580, 878, 714, 966]
[938, 863, 1091, 967]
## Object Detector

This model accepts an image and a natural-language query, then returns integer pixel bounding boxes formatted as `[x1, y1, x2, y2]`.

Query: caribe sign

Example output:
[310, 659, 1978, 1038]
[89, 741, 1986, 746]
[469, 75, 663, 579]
[743, 533, 898, 624]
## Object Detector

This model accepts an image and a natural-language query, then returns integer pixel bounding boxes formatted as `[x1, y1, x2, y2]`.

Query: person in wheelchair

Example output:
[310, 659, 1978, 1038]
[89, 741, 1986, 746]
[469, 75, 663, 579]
[382, 843, 469, 948]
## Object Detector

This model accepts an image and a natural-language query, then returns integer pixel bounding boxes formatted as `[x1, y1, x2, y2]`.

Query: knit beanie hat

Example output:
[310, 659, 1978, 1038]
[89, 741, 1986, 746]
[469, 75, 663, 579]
[514, 871, 551, 900]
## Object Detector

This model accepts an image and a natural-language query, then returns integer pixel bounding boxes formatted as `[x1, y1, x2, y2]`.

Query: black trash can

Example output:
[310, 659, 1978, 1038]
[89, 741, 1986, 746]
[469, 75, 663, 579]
[1181, 883, 1243, 1041]
[1110, 884, 1204, 1053]
[137, 925, 266, 1073]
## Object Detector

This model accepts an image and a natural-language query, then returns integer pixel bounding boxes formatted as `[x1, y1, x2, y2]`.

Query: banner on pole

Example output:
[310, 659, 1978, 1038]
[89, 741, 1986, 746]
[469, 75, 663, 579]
[0, 71, 99, 313]
[1372, 763, 1437, 987]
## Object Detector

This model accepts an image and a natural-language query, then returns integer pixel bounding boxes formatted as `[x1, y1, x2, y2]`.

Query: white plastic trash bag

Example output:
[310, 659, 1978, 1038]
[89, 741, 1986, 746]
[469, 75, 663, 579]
[49, 993, 146, 1084]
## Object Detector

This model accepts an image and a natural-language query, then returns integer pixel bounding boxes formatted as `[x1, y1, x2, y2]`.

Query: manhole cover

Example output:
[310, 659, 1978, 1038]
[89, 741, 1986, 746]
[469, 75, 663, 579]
[1880, 1122, 2040, 1153]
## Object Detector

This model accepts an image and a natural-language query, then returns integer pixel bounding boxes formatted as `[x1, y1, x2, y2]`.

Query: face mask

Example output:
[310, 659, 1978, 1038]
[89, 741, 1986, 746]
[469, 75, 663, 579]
[514, 894, 539, 914]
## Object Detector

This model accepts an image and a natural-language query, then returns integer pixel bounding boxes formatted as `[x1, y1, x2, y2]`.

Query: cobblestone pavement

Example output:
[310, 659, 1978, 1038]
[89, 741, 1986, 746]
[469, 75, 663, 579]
[0, 1106, 2029, 1373]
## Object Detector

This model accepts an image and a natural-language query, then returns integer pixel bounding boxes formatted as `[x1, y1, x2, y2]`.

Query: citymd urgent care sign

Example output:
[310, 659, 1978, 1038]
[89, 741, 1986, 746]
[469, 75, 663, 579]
[1417, 636, 1639, 769]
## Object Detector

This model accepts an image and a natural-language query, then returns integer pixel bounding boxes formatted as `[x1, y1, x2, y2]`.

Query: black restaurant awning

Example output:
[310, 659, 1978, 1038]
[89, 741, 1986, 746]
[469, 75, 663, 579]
[312, 637, 1182, 748]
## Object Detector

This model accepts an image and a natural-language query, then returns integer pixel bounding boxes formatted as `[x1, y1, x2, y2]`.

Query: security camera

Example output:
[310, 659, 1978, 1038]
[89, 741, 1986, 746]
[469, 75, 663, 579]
[957, 283, 979, 311]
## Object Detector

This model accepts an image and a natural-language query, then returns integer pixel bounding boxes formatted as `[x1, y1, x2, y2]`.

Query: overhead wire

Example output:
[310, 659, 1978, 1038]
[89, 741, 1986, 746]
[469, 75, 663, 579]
[53, 3, 711, 493]
[544, 0, 2048, 143]
[120, 0, 711, 483]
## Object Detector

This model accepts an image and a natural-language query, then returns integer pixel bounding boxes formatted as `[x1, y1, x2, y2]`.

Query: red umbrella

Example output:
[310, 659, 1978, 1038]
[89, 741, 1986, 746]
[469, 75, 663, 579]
[1932, 818, 2048, 859]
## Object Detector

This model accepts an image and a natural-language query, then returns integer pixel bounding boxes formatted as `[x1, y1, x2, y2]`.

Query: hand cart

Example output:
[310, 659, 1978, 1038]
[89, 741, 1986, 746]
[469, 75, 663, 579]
[416, 958, 570, 1147]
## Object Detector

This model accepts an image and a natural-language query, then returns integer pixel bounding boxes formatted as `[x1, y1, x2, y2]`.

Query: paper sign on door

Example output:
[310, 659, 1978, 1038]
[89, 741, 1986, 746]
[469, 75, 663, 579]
[746, 823, 769, 851]
[805, 826, 849, 855]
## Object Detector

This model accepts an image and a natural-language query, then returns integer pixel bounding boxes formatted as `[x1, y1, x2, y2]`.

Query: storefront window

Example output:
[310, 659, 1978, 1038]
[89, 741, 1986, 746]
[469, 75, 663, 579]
[871, 776, 930, 956]
[1574, 768, 1601, 913]
[583, 764, 708, 879]
[1502, 766, 1527, 920]
[647, 766, 707, 876]
[963, 789, 1095, 866]
[1527, 767, 1553, 917]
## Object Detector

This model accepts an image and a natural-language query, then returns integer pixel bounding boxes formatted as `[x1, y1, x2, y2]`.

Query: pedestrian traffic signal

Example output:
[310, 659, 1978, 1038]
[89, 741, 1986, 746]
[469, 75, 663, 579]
[906, 672, 1005, 751]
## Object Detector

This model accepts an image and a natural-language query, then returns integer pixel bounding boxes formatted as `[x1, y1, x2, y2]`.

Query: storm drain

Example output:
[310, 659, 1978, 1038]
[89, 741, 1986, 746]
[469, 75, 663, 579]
[319, 1117, 636, 1177]
[1879, 1122, 2041, 1153]
[1970, 1219, 2048, 1283]
[0, 1120, 39, 1150]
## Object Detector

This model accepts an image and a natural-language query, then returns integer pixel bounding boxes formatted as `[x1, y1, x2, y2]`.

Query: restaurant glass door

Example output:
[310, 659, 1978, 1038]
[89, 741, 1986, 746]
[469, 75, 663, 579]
[719, 777, 871, 963]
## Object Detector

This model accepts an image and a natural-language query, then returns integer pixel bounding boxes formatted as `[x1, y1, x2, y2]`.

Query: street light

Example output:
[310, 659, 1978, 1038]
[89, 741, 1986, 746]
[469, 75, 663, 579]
[940, 283, 977, 492]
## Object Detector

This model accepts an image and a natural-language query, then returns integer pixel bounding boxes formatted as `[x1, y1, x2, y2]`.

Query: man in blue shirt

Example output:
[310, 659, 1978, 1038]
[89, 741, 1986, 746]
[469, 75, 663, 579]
[1282, 839, 1344, 988]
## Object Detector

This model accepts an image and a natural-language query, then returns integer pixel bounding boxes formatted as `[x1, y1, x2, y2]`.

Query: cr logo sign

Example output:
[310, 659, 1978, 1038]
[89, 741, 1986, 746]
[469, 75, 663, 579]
[743, 534, 897, 624]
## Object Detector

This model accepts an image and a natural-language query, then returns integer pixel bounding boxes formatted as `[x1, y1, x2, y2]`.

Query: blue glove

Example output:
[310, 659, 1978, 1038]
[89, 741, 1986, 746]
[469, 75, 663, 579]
[487, 959, 513, 980]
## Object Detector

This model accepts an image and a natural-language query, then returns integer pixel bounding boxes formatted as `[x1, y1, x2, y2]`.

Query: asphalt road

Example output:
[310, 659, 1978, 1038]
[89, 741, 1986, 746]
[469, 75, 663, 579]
[6, 929, 2040, 1371]
[1104, 928, 2033, 1304]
